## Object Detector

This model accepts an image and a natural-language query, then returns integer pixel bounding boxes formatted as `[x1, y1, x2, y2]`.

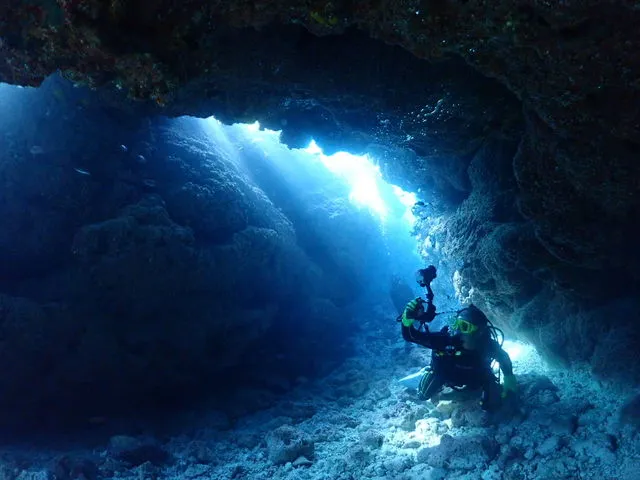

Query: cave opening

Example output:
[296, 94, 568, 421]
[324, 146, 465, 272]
[0, 74, 545, 427]
[191, 113, 543, 388]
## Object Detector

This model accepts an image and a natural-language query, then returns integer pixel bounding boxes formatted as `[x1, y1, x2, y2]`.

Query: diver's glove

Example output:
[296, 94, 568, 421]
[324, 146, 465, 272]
[501, 374, 518, 398]
[402, 298, 424, 327]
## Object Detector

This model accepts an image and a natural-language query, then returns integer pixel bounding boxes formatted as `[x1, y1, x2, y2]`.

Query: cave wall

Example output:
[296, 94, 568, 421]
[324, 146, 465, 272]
[429, 112, 640, 380]
[0, 79, 400, 430]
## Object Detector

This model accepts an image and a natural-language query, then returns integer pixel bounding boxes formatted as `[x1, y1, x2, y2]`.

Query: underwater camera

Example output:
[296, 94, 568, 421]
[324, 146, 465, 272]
[415, 265, 437, 287]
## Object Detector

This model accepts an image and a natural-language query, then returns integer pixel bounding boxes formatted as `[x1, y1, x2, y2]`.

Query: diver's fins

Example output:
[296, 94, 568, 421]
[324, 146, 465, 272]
[398, 367, 429, 390]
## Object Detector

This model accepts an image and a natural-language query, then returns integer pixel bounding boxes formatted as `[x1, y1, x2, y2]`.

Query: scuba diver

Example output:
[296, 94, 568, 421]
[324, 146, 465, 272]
[399, 266, 517, 412]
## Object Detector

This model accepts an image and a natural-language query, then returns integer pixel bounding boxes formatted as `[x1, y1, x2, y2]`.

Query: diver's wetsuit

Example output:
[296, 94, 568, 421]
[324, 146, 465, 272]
[401, 323, 513, 411]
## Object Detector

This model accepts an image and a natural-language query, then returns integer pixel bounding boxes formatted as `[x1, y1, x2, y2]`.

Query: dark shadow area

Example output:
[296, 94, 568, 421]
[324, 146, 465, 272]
[0, 78, 420, 436]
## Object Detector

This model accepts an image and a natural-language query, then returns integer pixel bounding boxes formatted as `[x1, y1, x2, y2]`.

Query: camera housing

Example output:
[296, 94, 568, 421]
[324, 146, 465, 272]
[415, 265, 437, 287]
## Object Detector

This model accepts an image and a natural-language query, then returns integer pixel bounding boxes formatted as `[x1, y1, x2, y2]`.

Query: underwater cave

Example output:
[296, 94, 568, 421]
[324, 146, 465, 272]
[1, 2, 640, 479]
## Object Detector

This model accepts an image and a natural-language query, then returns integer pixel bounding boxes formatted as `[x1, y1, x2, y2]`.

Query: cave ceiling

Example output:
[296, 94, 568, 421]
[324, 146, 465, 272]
[1, 1, 638, 148]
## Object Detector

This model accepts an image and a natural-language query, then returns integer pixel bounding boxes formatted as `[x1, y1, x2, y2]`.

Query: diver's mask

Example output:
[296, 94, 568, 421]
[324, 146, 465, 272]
[452, 317, 480, 335]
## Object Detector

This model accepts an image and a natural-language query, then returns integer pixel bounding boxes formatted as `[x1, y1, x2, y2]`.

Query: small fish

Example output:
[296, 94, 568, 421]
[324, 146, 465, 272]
[29, 145, 44, 155]
[142, 179, 156, 188]
[88, 416, 107, 425]
[136, 154, 147, 164]
[74, 167, 91, 176]
[119, 144, 128, 152]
